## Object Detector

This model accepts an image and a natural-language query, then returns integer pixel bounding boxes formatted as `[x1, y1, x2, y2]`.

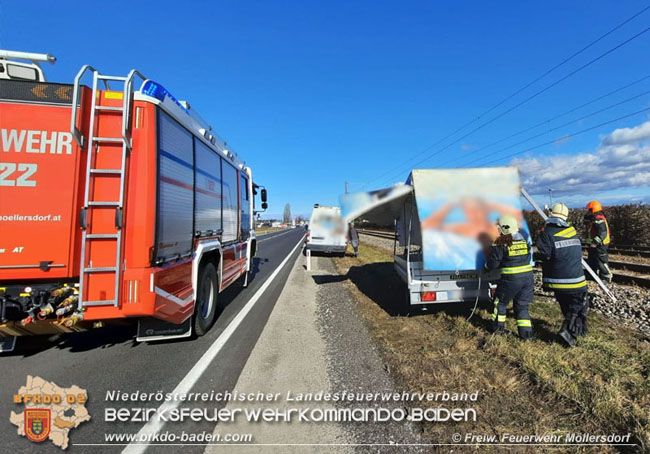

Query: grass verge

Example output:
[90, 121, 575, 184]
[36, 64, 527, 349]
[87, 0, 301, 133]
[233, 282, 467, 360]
[334, 243, 650, 453]
[255, 227, 287, 235]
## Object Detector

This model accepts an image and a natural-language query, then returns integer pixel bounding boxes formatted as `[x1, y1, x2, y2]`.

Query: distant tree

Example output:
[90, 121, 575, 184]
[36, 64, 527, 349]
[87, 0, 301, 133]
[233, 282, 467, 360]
[283, 204, 292, 223]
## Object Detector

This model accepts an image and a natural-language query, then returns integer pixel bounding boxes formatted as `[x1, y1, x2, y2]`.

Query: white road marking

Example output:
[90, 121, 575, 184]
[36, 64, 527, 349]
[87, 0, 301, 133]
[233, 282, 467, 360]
[122, 233, 306, 454]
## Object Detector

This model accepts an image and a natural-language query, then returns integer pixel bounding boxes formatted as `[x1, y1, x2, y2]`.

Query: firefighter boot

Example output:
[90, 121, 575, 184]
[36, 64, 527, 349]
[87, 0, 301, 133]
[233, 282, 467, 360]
[491, 308, 506, 334]
[557, 320, 577, 348]
[490, 298, 506, 334]
[491, 321, 505, 334]
[601, 261, 613, 284]
[579, 293, 592, 335]
[514, 296, 534, 341]
[517, 321, 533, 340]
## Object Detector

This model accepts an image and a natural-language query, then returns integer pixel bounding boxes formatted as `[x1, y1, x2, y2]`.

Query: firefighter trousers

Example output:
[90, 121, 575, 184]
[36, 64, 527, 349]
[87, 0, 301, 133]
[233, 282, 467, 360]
[587, 246, 612, 282]
[555, 290, 588, 338]
[491, 275, 534, 339]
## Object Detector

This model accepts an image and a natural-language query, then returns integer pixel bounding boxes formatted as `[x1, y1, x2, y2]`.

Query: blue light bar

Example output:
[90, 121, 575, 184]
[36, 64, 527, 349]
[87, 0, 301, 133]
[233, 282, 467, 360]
[140, 80, 188, 113]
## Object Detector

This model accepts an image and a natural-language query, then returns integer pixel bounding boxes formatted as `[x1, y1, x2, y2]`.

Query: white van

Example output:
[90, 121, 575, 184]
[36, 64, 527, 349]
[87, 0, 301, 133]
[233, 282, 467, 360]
[306, 205, 347, 255]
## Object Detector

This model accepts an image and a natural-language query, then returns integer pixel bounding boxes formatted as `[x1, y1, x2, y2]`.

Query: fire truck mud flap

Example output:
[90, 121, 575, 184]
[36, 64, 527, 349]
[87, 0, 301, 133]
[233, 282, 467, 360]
[0, 336, 17, 353]
[136, 317, 192, 342]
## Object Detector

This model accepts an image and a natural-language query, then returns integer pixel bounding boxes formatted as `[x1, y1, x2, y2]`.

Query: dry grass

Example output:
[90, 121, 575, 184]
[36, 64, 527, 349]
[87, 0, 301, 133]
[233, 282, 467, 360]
[334, 244, 650, 453]
[255, 226, 286, 235]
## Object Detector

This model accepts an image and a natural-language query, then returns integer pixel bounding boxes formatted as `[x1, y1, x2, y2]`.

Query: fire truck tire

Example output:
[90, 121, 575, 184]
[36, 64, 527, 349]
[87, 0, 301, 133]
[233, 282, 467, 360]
[194, 263, 218, 336]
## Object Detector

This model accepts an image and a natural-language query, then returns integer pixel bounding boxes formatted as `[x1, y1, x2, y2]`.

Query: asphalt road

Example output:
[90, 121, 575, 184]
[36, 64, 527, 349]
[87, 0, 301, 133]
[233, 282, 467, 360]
[1, 228, 306, 454]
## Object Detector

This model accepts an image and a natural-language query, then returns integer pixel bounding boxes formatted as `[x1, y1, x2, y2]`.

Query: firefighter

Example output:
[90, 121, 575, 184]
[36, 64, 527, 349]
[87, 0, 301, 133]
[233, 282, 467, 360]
[484, 215, 534, 340]
[536, 203, 588, 347]
[348, 222, 359, 257]
[583, 200, 613, 283]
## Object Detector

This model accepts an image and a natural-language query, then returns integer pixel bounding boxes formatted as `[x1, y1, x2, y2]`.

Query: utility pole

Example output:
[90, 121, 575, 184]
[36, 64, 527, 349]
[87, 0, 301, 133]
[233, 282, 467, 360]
[548, 188, 553, 206]
[345, 181, 349, 194]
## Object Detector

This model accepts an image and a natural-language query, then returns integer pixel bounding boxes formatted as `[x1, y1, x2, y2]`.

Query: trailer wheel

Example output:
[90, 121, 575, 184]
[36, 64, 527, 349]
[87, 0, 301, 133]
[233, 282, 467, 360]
[402, 285, 412, 316]
[194, 263, 218, 336]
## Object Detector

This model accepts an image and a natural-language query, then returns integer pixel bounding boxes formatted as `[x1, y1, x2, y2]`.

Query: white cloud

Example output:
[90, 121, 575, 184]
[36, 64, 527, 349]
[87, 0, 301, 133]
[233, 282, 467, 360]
[512, 120, 650, 197]
[601, 121, 650, 145]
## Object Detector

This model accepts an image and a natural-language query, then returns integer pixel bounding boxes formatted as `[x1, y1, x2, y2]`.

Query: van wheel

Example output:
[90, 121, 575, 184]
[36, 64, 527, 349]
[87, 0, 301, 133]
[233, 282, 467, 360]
[194, 263, 218, 336]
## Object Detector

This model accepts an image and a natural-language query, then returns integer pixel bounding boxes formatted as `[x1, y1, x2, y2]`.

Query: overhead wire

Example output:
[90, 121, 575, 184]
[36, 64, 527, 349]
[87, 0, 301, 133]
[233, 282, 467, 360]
[477, 106, 650, 167]
[378, 24, 650, 187]
[458, 89, 650, 167]
[363, 5, 650, 188]
[437, 74, 650, 168]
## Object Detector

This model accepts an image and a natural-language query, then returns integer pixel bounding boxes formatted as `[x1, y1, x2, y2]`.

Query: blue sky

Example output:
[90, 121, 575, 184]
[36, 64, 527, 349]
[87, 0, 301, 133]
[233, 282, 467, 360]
[2, 0, 650, 218]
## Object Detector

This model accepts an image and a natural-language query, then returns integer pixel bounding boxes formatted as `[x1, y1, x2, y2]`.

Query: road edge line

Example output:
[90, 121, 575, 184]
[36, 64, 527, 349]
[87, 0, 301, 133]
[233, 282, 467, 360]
[122, 233, 306, 454]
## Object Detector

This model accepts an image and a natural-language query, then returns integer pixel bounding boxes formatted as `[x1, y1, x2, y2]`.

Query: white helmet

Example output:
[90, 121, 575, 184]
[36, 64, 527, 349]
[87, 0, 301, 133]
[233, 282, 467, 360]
[497, 215, 518, 235]
[550, 203, 569, 221]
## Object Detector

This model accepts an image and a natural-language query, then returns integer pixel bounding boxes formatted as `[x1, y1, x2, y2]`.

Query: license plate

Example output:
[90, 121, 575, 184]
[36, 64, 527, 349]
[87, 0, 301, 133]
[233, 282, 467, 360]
[449, 273, 478, 280]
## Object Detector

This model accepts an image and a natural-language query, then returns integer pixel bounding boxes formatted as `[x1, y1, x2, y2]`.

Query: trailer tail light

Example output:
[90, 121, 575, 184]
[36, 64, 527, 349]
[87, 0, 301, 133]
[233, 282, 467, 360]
[306, 232, 310, 243]
[421, 291, 436, 302]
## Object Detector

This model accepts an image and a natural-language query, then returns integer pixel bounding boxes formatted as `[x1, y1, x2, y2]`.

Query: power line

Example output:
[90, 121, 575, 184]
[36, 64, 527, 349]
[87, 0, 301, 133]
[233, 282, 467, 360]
[457, 89, 650, 167]
[464, 4, 650, 122]
[438, 74, 650, 168]
[366, 5, 650, 188]
[478, 107, 650, 166]
[379, 24, 650, 186]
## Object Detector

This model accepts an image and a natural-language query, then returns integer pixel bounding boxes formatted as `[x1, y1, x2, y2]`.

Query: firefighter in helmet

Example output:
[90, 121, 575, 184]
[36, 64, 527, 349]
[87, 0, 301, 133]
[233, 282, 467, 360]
[484, 215, 534, 340]
[583, 200, 613, 283]
[536, 203, 588, 347]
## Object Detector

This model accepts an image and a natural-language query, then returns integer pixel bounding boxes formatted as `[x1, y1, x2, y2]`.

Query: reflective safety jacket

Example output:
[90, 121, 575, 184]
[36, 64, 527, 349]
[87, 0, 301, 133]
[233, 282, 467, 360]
[484, 232, 533, 280]
[585, 212, 610, 246]
[536, 217, 587, 293]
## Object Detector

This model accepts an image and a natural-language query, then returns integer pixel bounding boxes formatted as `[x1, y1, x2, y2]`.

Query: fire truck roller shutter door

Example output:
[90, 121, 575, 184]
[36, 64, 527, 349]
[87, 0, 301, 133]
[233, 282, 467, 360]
[156, 111, 194, 261]
[222, 161, 239, 243]
[194, 138, 222, 235]
[241, 174, 250, 236]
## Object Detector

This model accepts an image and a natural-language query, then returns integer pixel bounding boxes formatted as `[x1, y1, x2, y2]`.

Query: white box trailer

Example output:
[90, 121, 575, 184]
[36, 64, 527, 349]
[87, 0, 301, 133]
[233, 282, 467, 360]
[341, 167, 533, 306]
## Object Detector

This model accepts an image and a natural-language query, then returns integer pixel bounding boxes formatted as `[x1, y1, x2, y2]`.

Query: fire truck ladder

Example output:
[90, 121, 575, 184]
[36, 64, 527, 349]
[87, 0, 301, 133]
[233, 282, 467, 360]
[71, 67, 145, 307]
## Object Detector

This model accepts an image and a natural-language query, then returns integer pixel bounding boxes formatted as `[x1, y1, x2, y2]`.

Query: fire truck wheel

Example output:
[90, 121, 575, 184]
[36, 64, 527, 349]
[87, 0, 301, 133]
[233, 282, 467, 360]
[194, 263, 218, 336]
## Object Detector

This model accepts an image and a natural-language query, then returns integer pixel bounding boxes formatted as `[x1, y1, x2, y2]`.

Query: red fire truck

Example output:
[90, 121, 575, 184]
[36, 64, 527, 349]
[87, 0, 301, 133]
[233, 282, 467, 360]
[0, 51, 267, 351]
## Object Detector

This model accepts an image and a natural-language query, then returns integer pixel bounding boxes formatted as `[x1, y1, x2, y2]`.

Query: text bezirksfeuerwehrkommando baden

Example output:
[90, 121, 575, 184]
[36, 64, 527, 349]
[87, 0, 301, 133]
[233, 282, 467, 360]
[105, 406, 477, 423]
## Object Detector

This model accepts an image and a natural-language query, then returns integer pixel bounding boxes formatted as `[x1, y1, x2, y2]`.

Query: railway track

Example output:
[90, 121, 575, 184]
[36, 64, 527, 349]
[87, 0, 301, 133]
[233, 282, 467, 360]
[608, 259, 650, 274]
[358, 229, 396, 240]
[614, 244, 650, 252]
[605, 248, 650, 258]
[358, 230, 650, 288]
[606, 260, 650, 287]
[583, 244, 650, 258]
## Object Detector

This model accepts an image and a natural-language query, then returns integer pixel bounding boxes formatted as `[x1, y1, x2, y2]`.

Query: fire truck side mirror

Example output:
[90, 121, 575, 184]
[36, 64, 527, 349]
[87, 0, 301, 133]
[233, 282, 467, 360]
[262, 202, 268, 210]
[261, 189, 268, 203]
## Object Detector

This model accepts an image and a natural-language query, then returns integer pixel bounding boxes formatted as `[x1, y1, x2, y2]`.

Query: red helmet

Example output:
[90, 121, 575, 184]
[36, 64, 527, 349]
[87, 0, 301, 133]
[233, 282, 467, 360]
[586, 200, 603, 213]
